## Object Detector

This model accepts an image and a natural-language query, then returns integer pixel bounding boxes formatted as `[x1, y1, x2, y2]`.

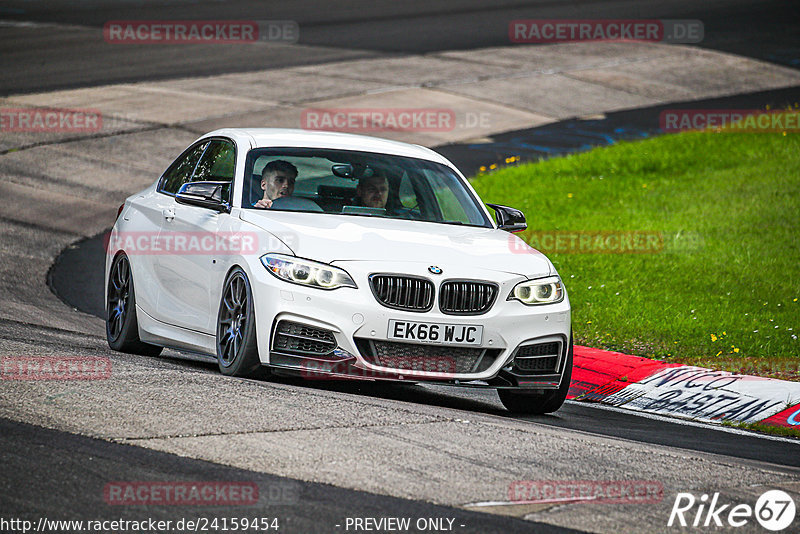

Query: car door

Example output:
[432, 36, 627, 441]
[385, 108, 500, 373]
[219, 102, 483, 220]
[154, 138, 236, 333]
[131, 140, 209, 321]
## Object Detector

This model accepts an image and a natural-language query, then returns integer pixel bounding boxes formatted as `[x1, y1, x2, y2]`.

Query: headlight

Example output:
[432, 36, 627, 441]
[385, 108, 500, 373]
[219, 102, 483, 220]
[261, 253, 357, 290]
[508, 276, 564, 305]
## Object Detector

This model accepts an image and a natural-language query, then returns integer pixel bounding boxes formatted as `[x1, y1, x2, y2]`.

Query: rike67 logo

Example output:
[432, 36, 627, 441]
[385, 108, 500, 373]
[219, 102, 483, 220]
[668, 490, 796, 531]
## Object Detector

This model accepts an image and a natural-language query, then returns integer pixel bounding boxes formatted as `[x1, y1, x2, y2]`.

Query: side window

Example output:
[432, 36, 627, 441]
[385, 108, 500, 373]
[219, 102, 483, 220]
[425, 170, 478, 224]
[398, 173, 418, 209]
[159, 142, 208, 195]
[193, 140, 236, 183]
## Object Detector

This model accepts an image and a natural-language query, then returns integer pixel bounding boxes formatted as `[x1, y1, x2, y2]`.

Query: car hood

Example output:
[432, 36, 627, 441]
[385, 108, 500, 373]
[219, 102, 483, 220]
[239, 210, 553, 277]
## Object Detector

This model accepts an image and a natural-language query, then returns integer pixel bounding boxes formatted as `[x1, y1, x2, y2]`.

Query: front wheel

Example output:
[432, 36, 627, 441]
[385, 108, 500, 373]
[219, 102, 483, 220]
[216, 268, 264, 377]
[498, 333, 573, 414]
[106, 253, 163, 356]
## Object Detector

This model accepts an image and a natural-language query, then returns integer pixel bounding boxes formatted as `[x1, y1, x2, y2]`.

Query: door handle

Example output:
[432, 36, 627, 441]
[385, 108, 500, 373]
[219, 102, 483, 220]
[162, 208, 175, 222]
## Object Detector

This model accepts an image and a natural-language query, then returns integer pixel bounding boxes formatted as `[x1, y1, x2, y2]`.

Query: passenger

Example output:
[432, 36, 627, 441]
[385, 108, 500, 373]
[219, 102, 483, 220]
[354, 173, 389, 209]
[254, 160, 297, 208]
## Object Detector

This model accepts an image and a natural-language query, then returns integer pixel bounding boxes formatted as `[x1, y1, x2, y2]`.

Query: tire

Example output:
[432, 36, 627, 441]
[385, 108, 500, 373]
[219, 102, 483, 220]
[106, 253, 163, 356]
[498, 332, 573, 414]
[216, 267, 264, 377]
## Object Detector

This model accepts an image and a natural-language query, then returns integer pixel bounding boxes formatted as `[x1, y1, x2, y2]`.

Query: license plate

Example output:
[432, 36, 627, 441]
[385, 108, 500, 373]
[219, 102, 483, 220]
[387, 320, 483, 346]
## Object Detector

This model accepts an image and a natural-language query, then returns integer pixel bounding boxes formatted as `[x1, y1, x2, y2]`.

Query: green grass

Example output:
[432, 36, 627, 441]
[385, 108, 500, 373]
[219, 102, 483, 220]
[470, 131, 800, 379]
[722, 420, 800, 439]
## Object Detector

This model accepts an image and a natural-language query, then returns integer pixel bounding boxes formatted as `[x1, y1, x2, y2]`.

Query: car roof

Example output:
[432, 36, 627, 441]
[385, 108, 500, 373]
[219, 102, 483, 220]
[200, 128, 453, 167]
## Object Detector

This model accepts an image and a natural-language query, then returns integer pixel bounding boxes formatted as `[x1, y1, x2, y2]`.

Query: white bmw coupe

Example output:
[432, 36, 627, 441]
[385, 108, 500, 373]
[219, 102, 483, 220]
[105, 129, 572, 413]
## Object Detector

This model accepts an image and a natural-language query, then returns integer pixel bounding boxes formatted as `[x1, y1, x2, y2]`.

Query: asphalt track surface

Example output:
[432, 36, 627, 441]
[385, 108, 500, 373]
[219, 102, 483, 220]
[3, 1, 800, 533]
[1, 0, 799, 95]
[438, 85, 800, 176]
[2, 418, 578, 534]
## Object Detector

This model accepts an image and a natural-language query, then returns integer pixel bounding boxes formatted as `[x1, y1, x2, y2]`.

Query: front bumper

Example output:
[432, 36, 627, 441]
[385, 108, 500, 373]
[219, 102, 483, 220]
[249, 260, 571, 388]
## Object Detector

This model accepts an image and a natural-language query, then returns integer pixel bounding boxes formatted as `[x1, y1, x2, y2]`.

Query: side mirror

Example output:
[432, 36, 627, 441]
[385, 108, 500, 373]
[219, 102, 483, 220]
[175, 181, 231, 213]
[486, 203, 527, 233]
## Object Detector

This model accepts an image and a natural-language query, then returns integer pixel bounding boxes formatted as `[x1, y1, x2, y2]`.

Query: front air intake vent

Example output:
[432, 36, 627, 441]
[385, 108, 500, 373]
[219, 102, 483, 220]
[272, 320, 336, 357]
[511, 341, 562, 375]
[355, 338, 500, 375]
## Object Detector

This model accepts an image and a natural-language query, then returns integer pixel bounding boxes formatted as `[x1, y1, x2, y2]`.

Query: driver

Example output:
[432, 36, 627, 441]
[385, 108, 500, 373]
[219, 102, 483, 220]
[254, 160, 297, 208]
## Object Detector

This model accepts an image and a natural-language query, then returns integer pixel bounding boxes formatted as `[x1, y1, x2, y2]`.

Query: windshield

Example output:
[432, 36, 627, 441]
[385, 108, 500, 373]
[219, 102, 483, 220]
[242, 147, 492, 228]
